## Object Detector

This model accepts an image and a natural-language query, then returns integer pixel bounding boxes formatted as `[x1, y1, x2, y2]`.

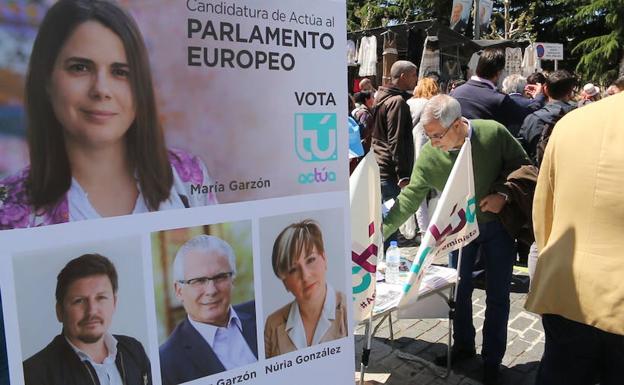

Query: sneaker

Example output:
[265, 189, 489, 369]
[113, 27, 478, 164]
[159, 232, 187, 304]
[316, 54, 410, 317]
[433, 346, 476, 367]
[483, 363, 501, 385]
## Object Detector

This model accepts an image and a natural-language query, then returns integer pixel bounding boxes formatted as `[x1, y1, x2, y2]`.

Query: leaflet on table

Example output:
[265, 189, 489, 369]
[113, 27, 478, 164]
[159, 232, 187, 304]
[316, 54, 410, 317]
[373, 266, 457, 315]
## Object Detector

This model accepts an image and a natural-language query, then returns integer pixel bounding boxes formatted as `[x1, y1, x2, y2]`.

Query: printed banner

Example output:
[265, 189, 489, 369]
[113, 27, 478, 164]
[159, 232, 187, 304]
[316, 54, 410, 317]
[0, 1, 353, 385]
[397, 139, 479, 318]
[477, 0, 494, 37]
[349, 152, 382, 322]
[449, 0, 472, 34]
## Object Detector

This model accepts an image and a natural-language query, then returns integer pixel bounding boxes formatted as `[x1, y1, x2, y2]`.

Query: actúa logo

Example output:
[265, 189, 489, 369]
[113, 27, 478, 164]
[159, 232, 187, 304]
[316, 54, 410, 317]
[298, 167, 337, 184]
[294, 113, 337, 162]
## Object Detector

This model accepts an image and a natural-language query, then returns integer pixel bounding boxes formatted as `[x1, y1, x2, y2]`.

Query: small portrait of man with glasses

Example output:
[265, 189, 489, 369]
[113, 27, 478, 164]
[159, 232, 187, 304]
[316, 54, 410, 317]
[158, 231, 257, 385]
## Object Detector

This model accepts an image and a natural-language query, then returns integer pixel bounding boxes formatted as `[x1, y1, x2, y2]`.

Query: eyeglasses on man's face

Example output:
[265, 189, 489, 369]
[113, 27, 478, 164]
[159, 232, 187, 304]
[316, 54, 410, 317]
[178, 272, 234, 288]
[425, 119, 456, 140]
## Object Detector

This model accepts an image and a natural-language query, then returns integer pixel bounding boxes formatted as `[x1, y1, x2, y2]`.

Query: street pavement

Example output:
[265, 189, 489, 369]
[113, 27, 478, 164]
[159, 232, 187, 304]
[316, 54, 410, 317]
[354, 246, 544, 385]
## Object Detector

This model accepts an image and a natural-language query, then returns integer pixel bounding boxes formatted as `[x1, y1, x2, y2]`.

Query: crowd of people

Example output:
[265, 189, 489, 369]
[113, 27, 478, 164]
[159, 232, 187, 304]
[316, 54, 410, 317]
[349, 48, 624, 385]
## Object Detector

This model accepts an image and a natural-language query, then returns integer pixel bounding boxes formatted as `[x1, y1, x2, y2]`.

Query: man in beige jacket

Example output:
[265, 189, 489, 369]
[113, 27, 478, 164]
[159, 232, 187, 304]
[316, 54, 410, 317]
[526, 92, 624, 385]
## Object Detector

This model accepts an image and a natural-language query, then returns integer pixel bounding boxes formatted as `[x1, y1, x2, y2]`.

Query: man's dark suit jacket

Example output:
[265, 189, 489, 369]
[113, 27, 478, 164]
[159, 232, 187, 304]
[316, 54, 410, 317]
[451, 79, 526, 136]
[159, 301, 258, 385]
[507, 93, 546, 136]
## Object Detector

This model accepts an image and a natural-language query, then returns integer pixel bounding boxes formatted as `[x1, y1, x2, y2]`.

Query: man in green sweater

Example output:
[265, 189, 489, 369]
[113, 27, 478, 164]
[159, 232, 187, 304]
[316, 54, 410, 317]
[383, 94, 530, 385]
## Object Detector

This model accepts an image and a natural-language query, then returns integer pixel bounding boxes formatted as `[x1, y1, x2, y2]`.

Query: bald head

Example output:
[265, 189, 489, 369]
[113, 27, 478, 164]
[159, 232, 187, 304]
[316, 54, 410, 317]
[359, 78, 374, 92]
[390, 60, 418, 91]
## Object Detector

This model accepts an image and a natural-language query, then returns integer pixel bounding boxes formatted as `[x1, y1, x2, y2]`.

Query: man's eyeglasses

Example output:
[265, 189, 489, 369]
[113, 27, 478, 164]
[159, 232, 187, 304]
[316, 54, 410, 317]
[178, 272, 234, 288]
[426, 121, 455, 140]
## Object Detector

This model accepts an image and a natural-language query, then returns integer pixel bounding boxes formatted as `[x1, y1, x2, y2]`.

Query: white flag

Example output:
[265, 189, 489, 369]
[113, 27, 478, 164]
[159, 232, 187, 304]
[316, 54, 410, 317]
[398, 138, 479, 318]
[350, 152, 382, 322]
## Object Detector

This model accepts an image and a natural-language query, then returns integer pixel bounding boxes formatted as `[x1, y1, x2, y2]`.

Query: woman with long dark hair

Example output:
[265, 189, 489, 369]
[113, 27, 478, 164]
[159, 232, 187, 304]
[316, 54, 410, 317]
[0, 0, 216, 229]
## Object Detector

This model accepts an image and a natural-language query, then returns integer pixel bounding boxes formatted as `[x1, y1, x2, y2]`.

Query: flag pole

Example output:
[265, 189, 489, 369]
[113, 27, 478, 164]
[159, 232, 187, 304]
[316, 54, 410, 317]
[447, 136, 471, 371]
[359, 307, 375, 384]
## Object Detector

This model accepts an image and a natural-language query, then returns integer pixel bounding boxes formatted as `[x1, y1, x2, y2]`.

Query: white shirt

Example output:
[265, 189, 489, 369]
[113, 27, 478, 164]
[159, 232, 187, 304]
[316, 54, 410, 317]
[188, 308, 257, 370]
[470, 75, 498, 90]
[66, 333, 123, 385]
[357, 36, 377, 77]
[285, 284, 337, 349]
[67, 159, 214, 221]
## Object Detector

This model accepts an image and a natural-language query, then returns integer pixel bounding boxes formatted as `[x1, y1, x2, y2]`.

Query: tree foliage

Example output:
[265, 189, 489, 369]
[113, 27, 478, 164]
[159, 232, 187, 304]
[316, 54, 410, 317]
[555, 0, 624, 82]
[347, 0, 624, 83]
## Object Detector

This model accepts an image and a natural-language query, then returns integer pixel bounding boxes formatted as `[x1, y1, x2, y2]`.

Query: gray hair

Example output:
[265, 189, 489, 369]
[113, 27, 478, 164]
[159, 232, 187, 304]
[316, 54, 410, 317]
[420, 94, 462, 128]
[502, 74, 527, 94]
[173, 235, 237, 282]
[390, 60, 417, 79]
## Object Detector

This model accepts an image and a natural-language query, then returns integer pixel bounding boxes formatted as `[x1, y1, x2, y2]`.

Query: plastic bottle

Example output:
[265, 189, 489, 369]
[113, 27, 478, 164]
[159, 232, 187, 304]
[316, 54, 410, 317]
[385, 241, 401, 284]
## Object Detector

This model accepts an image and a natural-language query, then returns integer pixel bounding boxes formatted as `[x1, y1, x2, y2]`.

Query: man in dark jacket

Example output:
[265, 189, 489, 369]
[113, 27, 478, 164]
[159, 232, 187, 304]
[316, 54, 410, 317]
[352, 91, 375, 152]
[501, 74, 546, 136]
[372, 60, 418, 246]
[371, 60, 418, 201]
[23, 254, 151, 385]
[520, 70, 577, 163]
[451, 48, 525, 134]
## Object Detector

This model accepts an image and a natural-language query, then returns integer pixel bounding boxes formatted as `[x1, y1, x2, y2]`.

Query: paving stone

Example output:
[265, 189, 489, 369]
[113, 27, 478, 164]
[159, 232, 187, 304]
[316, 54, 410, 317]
[401, 319, 439, 339]
[398, 338, 434, 355]
[509, 315, 535, 331]
[418, 325, 449, 343]
[509, 307, 523, 319]
[475, 331, 484, 347]
[355, 285, 545, 385]
[378, 351, 407, 371]
[520, 345, 544, 362]
[506, 338, 531, 357]
[532, 342, 545, 354]
[393, 319, 420, 334]
[458, 377, 483, 385]
[520, 328, 542, 341]
[509, 353, 541, 370]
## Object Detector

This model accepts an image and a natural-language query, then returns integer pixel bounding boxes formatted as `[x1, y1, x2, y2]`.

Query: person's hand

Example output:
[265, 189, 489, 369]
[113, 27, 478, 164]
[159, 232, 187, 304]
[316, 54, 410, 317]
[479, 194, 506, 214]
[524, 83, 543, 99]
[398, 179, 410, 189]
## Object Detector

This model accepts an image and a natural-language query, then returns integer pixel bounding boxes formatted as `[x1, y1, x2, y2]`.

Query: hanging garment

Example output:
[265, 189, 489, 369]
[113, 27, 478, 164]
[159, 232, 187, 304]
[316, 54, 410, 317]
[418, 36, 440, 79]
[442, 57, 462, 81]
[505, 47, 523, 76]
[347, 39, 357, 66]
[466, 52, 480, 79]
[357, 36, 377, 77]
[407, 28, 425, 65]
[382, 31, 398, 85]
[521, 43, 542, 77]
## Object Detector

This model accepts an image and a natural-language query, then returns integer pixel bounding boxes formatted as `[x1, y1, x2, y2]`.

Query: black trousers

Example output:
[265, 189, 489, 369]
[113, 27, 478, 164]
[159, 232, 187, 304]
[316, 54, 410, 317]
[537, 314, 624, 385]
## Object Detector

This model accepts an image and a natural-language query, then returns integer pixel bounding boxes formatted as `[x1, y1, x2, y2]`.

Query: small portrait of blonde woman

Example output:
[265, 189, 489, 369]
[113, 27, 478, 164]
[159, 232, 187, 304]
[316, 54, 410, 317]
[264, 219, 347, 359]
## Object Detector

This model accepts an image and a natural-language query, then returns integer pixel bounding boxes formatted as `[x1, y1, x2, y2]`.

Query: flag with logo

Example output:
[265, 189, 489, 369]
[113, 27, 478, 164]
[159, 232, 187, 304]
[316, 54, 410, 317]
[350, 151, 382, 322]
[398, 138, 479, 318]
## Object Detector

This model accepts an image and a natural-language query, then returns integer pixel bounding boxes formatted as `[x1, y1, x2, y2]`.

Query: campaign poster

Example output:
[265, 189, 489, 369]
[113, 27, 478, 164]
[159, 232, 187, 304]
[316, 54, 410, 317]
[449, 0, 472, 34]
[0, 1, 353, 385]
[0, 0, 347, 230]
[477, 0, 494, 37]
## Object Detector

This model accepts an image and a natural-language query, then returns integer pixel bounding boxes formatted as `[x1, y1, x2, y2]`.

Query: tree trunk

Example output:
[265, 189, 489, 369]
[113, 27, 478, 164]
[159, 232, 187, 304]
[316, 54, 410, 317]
[619, 49, 624, 77]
